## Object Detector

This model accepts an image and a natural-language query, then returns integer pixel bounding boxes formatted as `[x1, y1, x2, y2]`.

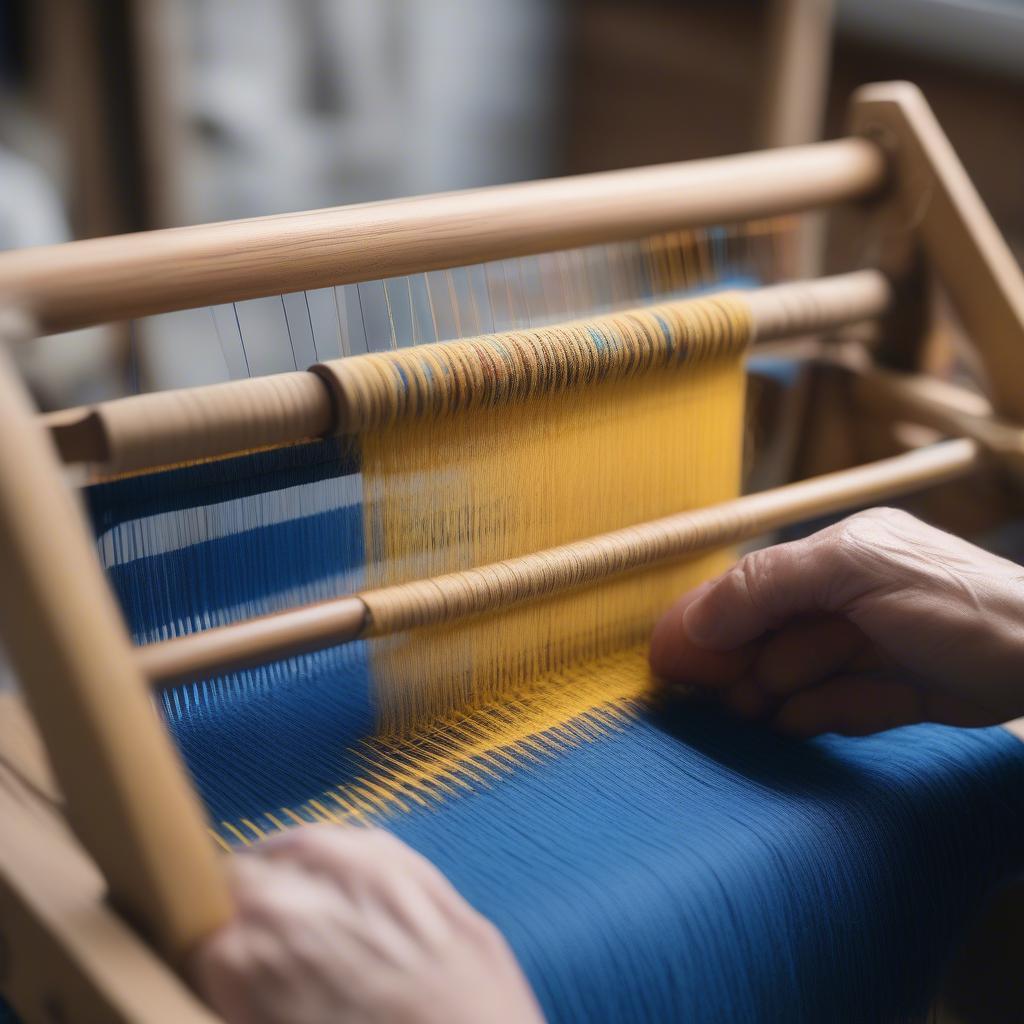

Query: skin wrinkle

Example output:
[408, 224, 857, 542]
[195, 829, 544, 1024]
[843, 530, 984, 613]
[653, 508, 1024, 735]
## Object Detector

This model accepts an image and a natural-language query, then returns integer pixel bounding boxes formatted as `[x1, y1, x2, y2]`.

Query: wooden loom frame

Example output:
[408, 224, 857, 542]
[0, 81, 1023, 1021]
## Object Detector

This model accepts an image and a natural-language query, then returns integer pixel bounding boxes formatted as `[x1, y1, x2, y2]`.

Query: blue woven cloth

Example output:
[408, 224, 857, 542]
[79, 446, 1024, 1023]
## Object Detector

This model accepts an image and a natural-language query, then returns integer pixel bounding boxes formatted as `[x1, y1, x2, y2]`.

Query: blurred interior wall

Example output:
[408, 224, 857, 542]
[161, 0, 568, 223]
[563, 1, 1024, 260]
[0, 0, 568, 401]
[2, 0, 567, 238]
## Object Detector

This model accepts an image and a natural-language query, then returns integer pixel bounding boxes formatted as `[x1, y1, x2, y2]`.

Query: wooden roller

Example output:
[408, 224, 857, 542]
[45, 271, 892, 474]
[49, 372, 333, 476]
[138, 438, 979, 688]
[0, 139, 885, 334]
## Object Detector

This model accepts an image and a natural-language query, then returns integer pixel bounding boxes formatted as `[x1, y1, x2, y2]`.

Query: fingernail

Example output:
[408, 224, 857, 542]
[682, 595, 721, 648]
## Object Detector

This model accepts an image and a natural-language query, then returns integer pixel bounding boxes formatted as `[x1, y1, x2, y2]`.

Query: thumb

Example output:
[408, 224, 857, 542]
[683, 527, 866, 651]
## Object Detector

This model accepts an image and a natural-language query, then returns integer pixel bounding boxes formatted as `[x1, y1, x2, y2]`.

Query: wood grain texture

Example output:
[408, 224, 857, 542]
[0, 346, 231, 963]
[0, 692, 59, 809]
[0, 140, 885, 333]
[847, 82, 1024, 420]
[139, 440, 978, 686]
[0, 696, 220, 1024]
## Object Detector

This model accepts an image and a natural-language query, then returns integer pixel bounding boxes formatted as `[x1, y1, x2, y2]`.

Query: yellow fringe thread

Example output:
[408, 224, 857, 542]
[216, 645, 656, 842]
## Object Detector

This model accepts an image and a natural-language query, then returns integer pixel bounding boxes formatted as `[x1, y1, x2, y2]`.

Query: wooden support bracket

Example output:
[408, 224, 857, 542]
[848, 82, 1024, 418]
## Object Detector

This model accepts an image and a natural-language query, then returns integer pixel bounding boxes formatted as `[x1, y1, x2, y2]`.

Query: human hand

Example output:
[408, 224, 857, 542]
[650, 508, 1024, 736]
[192, 826, 544, 1024]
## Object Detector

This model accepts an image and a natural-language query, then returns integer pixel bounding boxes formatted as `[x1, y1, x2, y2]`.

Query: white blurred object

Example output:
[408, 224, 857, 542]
[0, 146, 120, 406]
[0, 147, 68, 250]
[174, 0, 565, 222]
[138, 0, 565, 389]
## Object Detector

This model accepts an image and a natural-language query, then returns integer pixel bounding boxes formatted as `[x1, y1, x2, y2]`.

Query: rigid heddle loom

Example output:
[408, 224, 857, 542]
[1, 81, 1024, 1023]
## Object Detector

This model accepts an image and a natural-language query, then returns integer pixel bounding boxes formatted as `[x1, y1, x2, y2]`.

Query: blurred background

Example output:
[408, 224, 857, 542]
[0, 0, 1022, 405]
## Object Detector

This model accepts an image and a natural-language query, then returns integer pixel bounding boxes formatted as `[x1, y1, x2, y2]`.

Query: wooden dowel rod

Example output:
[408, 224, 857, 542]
[138, 598, 367, 691]
[0, 138, 885, 334]
[44, 270, 891, 474]
[140, 438, 978, 689]
[0, 345, 231, 961]
[843, 353, 1024, 481]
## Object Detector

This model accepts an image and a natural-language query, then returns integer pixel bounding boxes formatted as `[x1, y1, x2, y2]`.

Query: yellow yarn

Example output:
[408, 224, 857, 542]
[209, 293, 751, 842]
[358, 297, 750, 735]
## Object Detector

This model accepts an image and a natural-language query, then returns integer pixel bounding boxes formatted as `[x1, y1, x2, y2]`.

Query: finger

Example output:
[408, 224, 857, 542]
[772, 675, 926, 737]
[923, 691, 1003, 729]
[650, 588, 759, 688]
[755, 615, 873, 696]
[257, 827, 460, 944]
[720, 677, 778, 720]
[191, 926, 265, 1024]
[681, 520, 881, 651]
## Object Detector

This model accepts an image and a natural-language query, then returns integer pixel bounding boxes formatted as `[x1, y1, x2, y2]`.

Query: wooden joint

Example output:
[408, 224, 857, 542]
[846, 82, 1024, 419]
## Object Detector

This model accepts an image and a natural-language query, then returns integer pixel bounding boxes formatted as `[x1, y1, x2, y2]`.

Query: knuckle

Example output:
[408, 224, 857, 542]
[832, 510, 878, 549]
[837, 507, 907, 539]
[287, 824, 335, 854]
[830, 507, 914, 557]
[733, 548, 774, 609]
[868, 506, 916, 532]
[202, 927, 251, 981]
[463, 906, 505, 946]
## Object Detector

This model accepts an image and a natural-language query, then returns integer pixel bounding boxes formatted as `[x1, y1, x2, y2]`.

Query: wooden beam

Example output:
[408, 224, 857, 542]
[0, 140, 885, 333]
[0, 696, 219, 1024]
[848, 82, 1024, 420]
[0, 342, 231, 963]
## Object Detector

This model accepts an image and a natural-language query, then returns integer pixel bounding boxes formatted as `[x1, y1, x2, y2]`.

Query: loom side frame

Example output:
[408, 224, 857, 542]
[0, 696, 218, 1024]
[0, 326, 232, 989]
[847, 83, 1024, 418]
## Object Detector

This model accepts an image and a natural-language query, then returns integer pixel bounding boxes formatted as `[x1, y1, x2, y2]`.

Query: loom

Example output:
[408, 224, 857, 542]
[1, 81, 1023, 1022]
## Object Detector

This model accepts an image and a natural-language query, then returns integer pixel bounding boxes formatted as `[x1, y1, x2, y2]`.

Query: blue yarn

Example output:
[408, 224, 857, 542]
[86, 437, 358, 534]
[84, 440, 1024, 1023]
[104, 504, 365, 641]
[386, 707, 1024, 1023]
[91, 445, 376, 823]
[158, 643, 374, 824]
